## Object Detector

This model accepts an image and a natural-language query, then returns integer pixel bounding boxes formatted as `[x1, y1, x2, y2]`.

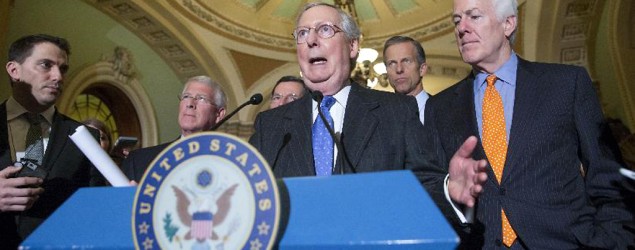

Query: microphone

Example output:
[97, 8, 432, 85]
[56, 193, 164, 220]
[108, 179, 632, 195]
[311, 91, 355, 175]
[211, 93, 263, 131]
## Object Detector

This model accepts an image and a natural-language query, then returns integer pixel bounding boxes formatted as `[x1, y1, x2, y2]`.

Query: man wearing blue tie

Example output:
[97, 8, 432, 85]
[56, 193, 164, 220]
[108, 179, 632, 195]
[249, 2, 489, 215]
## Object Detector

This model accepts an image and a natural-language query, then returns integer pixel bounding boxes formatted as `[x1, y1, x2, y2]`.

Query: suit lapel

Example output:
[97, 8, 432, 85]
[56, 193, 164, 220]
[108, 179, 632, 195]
[42, 112, 70, 171]
[284, 95, 315, 175]
[454, 77, 481, 143]
[342, 84, 379, 169]
[503, 59, 546, 182]
[454, 76, 496, 183]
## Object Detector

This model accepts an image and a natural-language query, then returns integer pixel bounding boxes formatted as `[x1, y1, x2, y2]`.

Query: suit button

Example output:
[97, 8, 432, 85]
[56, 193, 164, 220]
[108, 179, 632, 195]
[500, 187, 506, 196]
[495, 239, 502, 246]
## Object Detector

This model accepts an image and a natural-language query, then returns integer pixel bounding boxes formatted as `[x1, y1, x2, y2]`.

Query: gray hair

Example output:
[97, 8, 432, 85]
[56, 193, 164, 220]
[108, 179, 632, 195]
[492, 0, 518, 44]
[296, 2, 361, 42]
[182, 75, 227, 109]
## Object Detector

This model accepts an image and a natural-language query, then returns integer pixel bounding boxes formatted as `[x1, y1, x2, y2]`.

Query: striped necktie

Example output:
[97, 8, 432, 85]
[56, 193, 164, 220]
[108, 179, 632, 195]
[24, 112, 45, 165]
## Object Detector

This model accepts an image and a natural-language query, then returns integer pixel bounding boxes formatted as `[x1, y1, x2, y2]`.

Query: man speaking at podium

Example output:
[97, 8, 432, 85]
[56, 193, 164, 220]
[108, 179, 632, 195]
[249, 1, 488, 215]
[122, 76, 227, 182]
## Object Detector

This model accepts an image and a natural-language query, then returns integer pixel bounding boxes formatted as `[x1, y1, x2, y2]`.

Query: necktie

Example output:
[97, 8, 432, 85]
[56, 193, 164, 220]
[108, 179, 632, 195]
[482, 74, 517, 247]
[312, 96, 336, 176]
[24, 113, 45, 165]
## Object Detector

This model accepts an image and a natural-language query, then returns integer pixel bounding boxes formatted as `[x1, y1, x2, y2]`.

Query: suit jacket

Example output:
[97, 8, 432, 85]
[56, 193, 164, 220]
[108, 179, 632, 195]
[0, 102, 104, 248]
[122, 142, 172, 182]
[249, 83, 443, 181]
[424, 58, 635, 249]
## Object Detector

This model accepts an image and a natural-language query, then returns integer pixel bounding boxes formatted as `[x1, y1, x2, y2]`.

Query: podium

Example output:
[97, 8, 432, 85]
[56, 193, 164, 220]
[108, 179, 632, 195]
[21, 170, 458, 249]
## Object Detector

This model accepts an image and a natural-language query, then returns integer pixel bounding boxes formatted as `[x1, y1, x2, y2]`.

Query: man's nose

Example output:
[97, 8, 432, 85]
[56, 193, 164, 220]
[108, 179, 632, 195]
[50, 66, 64, 82]
[185, 99, 196, 109]
[305, 30, 319, 47]
[456, 20, 469, 36]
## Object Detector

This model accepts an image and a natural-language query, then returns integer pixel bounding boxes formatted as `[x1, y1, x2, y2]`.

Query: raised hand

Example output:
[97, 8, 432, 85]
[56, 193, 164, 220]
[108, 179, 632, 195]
[448, 136, 488, 207]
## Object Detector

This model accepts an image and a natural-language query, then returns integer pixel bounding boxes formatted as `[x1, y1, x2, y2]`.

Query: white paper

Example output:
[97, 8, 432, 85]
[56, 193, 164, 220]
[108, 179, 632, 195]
[69, 125, 131, 187]
[620, 168, 635, 180]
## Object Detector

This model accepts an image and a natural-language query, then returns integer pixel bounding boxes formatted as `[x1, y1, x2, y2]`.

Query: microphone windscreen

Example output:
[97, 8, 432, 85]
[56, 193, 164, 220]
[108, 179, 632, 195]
[250, 93, 263, 105]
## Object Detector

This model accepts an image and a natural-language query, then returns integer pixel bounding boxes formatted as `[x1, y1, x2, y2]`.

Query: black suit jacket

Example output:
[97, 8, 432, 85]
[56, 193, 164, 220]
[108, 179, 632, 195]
[0, 102, 103, 248]
[424, 58, 635, 249]
[122, 142, 172, 182]
[249, 83, 443, 182]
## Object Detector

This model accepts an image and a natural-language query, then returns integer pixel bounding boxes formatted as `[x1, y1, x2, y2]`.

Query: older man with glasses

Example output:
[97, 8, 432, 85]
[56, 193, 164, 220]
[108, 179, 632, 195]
[249, 3, 488, 217]
[122, 75, 227, 182]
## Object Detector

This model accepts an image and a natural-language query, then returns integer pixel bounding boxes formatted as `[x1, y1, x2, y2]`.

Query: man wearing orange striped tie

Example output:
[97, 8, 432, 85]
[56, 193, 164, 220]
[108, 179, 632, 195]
[424, 0, 635, 248]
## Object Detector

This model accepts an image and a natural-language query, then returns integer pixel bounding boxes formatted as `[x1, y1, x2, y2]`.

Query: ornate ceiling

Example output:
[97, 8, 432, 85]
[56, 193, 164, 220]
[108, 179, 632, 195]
[177, 0, 456, 52]
[87, 0, 481, 102]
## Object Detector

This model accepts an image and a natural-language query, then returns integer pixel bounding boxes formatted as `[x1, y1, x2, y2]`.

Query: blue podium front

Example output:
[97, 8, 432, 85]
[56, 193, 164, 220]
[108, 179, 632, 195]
[21, 171, 458, 249]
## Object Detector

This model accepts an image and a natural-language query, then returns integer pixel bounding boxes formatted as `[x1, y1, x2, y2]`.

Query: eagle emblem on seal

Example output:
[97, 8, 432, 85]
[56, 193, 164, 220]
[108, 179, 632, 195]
[172, 170, 239, 244]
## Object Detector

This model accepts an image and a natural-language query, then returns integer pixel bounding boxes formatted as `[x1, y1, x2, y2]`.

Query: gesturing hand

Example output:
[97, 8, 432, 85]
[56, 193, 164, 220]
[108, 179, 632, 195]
[0, 166, 44, 212]
[448, 136, 488, 207]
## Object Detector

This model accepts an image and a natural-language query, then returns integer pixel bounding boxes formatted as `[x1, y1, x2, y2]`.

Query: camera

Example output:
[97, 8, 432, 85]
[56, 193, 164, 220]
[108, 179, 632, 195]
[14, 158, 47, 179]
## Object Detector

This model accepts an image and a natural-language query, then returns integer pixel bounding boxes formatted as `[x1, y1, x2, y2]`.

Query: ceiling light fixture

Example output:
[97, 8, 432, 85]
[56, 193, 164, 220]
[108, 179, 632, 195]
[334, 0, 388, 89]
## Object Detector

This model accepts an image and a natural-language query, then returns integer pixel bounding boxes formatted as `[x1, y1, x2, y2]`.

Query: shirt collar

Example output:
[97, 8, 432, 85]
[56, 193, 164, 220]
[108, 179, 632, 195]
[474, 52, 518, 92]
[415, 91, 429, 108]
[312, 83, 351, 111]
[6, 96, 56, 124]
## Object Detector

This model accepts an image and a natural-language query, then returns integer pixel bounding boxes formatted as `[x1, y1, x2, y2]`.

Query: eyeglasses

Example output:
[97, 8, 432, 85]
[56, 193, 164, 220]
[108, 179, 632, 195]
[385, 58, 418, 71]
[178, 93, 214, 105]
[292, 23, 343, 44]
[271, 93, 300, 103]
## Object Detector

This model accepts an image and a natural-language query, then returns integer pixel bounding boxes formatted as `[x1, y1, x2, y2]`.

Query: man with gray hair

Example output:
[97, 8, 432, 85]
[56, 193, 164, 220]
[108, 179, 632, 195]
[424, 0, 634, 248]
[122, 75, 227, 182]
[250, 2, 488, 217]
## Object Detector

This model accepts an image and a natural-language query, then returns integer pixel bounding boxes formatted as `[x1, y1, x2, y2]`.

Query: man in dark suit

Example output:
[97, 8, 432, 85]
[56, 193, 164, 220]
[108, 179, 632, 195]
[383, 35, 430, 125]
[424, 0, 635, 248]
[249, 2, 489, 212]
[122, 76, 227, 182]
[0, 34, 104, 248]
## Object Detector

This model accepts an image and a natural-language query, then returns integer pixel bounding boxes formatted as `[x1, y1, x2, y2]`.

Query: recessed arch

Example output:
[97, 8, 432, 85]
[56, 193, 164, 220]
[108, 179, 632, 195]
[58, 60, 159, 147]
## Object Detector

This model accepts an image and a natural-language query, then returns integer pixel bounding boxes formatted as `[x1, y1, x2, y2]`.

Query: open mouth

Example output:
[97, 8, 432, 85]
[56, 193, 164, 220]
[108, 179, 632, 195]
[309, 57, 327, 64]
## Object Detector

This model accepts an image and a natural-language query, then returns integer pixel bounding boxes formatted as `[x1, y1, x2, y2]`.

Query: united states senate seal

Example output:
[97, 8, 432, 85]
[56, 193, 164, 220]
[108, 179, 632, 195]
[132, 132, 280, 250]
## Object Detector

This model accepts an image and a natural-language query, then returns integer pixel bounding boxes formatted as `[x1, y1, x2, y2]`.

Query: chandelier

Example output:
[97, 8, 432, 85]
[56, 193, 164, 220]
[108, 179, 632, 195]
[334, 0, 388, 89]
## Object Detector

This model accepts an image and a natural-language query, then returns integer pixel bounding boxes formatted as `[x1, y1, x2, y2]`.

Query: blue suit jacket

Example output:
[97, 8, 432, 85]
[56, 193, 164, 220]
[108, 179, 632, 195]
[424, 58, 635, 249]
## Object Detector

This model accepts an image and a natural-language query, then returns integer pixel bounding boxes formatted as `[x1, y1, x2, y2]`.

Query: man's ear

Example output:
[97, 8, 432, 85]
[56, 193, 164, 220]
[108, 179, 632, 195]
[349, 39, 360, 59]
[419, 63, 428, 76]
[504, 15, 517, 38]
[216, 108, 227, 124]
[6, 61, 20, 81]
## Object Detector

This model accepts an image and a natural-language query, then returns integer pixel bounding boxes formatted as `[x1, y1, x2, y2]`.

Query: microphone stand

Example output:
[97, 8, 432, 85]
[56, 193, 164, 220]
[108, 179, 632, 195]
[311, 91, 355, 175]
[211, 93, 263, 131]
